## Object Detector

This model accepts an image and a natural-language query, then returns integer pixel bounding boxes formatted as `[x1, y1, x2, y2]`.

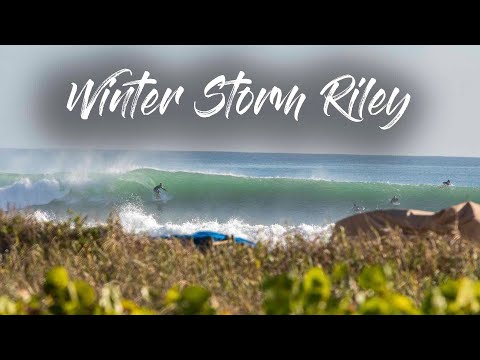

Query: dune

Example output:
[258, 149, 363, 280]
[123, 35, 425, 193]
[332, 201, 480, 242]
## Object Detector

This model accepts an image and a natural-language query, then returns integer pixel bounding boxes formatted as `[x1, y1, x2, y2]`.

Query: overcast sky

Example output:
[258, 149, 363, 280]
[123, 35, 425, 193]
[0, 45, 479, 157]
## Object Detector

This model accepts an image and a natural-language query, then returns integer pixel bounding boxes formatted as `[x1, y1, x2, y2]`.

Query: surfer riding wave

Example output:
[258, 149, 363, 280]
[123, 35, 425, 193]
[153, 183, 168, 199]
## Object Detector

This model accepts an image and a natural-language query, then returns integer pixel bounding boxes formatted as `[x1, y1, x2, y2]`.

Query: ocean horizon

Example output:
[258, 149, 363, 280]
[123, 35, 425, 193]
[2, 146, 480, 159]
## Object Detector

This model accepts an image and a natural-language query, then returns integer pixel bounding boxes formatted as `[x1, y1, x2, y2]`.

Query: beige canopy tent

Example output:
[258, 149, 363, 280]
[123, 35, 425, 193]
[332, 201, 480, 242]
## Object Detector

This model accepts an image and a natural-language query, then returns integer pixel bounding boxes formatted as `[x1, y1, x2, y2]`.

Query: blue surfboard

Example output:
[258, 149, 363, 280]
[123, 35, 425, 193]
[161, 231, 255, 247]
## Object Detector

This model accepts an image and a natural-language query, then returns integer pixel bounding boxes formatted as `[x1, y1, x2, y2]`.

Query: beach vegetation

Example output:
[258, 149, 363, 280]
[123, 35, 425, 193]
[1, 210, 480, 315]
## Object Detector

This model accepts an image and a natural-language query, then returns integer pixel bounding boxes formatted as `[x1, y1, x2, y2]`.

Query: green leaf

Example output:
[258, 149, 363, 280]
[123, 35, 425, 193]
[182, 286, 211, 305]
[44, 267, 70, 294]
[0, 296, 18, 315]
[332, 262, 349, 282]
[178, 286, 213, 315]
[303, 267, 331, 302]
[388, 294, 420, 315]
[164, 286, 181, 306]
[262, 274, 295, 315]
[358, 266, 387, 293]
[440, 279, 460, 301]
[73, 280, 97, 308]
[358, 297, 392, 315]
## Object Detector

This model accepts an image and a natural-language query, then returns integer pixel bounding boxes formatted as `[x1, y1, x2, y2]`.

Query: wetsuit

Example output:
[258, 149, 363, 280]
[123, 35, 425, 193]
[154, 183, 167, 196]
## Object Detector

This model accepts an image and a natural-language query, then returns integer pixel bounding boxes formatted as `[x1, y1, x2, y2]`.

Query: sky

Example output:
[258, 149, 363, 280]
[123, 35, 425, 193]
[0, 45, 479, 157]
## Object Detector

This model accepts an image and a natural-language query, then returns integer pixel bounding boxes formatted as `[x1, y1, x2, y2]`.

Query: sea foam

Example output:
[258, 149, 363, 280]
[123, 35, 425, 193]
[117, 203, 332, 243]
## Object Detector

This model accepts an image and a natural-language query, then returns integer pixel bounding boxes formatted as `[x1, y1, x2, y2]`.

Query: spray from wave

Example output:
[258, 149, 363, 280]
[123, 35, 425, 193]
[26, 204, 333, 243]
[117, 203, 332, 242]
[0, 178, 67, 211]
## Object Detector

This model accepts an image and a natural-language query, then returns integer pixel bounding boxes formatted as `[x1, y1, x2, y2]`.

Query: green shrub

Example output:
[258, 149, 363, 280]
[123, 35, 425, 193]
[262, 264, 480, 315]
[422, 278, 480, 314]
[1, 210, 480, 315]
[263, 267, 332, 314]
[163, 285, 216, 315]
[4, 264, 480, 315]
[0, 266, 218, 315]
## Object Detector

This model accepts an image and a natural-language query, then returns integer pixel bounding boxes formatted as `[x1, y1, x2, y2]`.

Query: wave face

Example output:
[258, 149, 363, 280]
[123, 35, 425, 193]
[2, 149, 480, 242]
[2, 168, 480, 226]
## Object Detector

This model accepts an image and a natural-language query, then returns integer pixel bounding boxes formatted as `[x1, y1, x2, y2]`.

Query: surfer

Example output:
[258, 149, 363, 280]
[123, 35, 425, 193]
[442, 180, 451, 186]
[153, 183, 167, 199]
[390, 196, 399, 204]
[353, 203, 365, 213]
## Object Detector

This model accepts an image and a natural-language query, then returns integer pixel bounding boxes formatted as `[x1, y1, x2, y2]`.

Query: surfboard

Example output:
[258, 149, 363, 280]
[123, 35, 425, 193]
[161, 231, 255, 247]
[152, 193, 172, 203]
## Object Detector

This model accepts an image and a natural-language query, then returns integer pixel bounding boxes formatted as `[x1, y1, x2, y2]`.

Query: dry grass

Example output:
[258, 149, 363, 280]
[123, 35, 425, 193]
[0, 211, 479, 314]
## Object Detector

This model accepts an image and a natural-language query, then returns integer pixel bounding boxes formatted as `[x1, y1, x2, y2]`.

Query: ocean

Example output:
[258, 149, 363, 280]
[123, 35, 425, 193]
[1, 149, 480, 242]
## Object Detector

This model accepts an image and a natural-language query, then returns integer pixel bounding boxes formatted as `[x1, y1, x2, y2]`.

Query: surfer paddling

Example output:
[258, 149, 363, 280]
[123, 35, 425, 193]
[442, 180, 452, 186]
[153, 183, 167, 199]
[390, 196, 399, 204]
[353, 203, 365, 213]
